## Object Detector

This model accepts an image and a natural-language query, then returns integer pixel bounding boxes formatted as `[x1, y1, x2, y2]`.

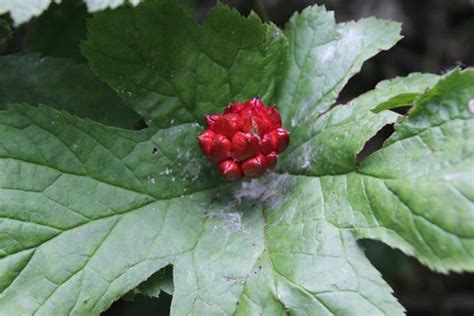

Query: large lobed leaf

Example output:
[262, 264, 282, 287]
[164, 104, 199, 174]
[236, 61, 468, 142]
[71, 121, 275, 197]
[0, 1, 472, 315]
[82, 0, 287, 128]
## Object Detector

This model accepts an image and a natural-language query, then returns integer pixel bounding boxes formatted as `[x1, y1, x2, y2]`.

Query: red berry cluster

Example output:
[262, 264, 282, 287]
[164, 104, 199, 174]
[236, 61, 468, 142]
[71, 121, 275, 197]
[198, 97, 290, 181]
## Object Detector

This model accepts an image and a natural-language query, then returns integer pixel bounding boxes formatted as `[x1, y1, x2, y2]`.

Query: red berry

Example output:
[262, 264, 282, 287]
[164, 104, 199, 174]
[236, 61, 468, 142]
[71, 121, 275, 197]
[219, 160, 243, 181]
[197, 97, 290, 181]
[224, 102, 245, 114]
[209, 134, 232, 164]
[261, 133, 275, 154]
[265, 106, 282, 130]
[204, 113, 241, 139]
[270, 128, 290, 153]
[245, 97, 264, 109]
[197, 130, 216, 159]
[266, 151, 278, 169]
[242, 153, 267, 178]
[232, 131, 260, 161]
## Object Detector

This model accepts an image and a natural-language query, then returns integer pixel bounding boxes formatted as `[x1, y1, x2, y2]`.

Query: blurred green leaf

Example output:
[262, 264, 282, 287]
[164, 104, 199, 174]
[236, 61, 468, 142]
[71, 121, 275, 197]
[0, 18, 11, 43]
[26, 0, 88, 61]
[0, 54, 140, 128]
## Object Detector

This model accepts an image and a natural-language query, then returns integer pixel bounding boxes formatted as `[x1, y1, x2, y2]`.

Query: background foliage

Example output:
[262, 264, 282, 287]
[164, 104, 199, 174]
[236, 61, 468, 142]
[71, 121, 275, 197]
[0, 0, 473, 315]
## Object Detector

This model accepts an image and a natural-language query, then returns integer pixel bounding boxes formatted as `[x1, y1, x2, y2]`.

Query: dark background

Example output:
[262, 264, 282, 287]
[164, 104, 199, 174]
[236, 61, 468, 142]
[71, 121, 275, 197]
[1, 0, 473, 315]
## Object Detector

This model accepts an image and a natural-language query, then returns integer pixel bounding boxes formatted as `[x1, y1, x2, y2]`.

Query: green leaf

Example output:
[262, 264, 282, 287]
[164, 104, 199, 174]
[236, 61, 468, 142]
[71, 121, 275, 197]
[0, 2, 472, 315]
[279, 72, 440, 176]
[138, 265, 174, 297]
[123, 265, 173, 300]
[82, 0, 287, 128]
[371, 93, 420, 113]
[371, 71, 440, 113]
[357, 69, 474, 272]
[0, 104, 403, 315]
[276, 5, 402, 130]
[1, 70, 471, 314]
[0, 54, 140, 129]
[0, 0, 142, 25]
[26, 0, 88, 61]
[0, 104, 220, 314]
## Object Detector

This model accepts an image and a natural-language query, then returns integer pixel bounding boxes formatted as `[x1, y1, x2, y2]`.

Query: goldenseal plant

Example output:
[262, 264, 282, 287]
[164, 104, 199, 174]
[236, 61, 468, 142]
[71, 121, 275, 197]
[0, 0, 472, 315]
